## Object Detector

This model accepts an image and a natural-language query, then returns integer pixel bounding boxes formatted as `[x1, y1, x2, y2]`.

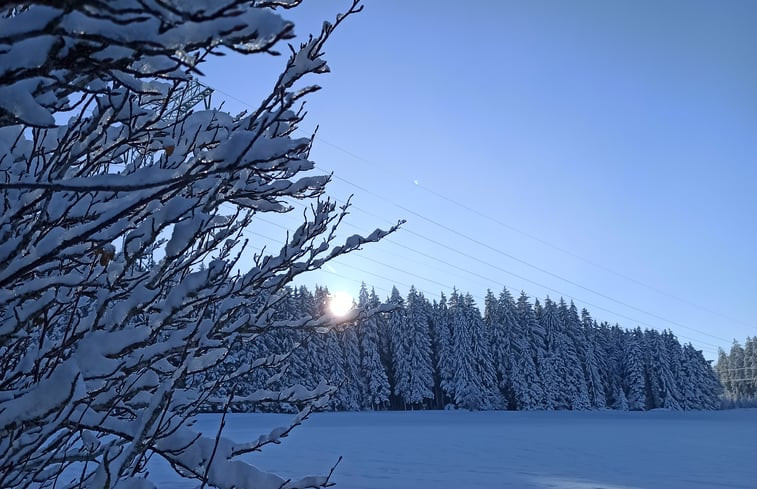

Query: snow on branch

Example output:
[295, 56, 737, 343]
[0, 1, 396, 488]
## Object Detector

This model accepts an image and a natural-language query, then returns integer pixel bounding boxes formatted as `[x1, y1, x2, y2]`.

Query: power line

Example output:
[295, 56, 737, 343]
[204, 80, 739, 338]
[308, 124, 754, 332]
[324, 174, 733, 344]
[314, 167, 735, 347]
[246, 221, 720, 353]
[219, 193, 722, 352]
[247, 229, 472, 299]
[413, 183, 753, 330]
[326, 198, 725, 349]
[325, 172, 731, 343]
[396, 201, 732, 343]
[347, 218, 726, 350]
[219, 191, 723, 351]
[203, 83, 733, 351]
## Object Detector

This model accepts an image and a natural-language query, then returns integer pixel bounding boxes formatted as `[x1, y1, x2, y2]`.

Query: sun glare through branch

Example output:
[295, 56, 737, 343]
[329, 291, 354, 317]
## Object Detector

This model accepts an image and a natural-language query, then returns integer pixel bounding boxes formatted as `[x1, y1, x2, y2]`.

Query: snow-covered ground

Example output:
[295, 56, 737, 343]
[150, 409, 757, 489]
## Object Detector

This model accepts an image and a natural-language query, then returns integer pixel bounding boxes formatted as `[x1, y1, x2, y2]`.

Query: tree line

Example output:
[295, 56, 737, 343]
[204, 283, 723, 412]
[716, 337, 757, 406]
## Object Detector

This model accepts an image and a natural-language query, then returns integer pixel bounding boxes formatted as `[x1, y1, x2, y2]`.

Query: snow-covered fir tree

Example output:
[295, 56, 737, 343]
[432, 292, 455, 408]
[744, 337, 757, 399]
[645, 329, 682, 410]
[581, 310, 608, 408]
[358, 285, 391, 409]
[716, 348, 733, 400]
[683, 343, 722, 409]
[623, 328, 647, 410]
[727, 341, 749, 400]
[323, 327, 349, 410]
[484, 289, 516, 409]
[387, 286, 407, 409]
[447, 290, 484, 410]
[340, 318, 364, 411]
[601, 323, 627, 408]
[557, 299, 591, 410]
[465, 293, 501, 409]
[515, 292, 547, 409]
[395, 287, 435, 408]
[285, 287, 319, 392]
[539, 298, 565, 409]
[716, 336, 757, 404]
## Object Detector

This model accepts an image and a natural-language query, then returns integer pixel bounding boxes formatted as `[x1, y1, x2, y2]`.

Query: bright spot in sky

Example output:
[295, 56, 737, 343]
[329, 291, 354, 317]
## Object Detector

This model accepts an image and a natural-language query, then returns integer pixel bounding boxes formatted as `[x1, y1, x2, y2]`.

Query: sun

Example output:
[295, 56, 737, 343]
[329, 291, 354, 317]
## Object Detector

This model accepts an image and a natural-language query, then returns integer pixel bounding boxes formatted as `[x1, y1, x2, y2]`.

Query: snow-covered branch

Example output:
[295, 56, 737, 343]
[0, 1, 394, 488]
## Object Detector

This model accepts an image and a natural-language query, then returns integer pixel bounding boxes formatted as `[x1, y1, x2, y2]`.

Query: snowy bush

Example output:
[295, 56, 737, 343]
[0, 1, 400, 488]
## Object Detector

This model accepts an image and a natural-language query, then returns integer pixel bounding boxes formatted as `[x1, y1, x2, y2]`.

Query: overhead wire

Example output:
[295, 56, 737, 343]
[323, 169, 732, 345]
[244, 227, 480, 302]
[214, 182, 724, 351]
[412, 181, 755, 331]
[216, 182, 722, 353]
[203, 83, 733, 352]
[296, 105, 753, 333]
[244, 217, 721, 354]
[201, 81, 749, 334]
[322, 197, 725, 350]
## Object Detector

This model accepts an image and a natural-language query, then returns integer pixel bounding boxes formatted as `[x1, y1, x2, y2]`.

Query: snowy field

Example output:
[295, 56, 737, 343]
[150, 409, 757, 489]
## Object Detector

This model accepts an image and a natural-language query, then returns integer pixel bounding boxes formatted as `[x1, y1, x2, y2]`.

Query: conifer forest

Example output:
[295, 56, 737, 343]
[202, 284, 723, 413]
[716, 336, 757, 405]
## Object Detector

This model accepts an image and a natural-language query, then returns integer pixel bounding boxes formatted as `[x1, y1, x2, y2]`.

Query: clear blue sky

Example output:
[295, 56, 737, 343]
[202, 0, 757, 360]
